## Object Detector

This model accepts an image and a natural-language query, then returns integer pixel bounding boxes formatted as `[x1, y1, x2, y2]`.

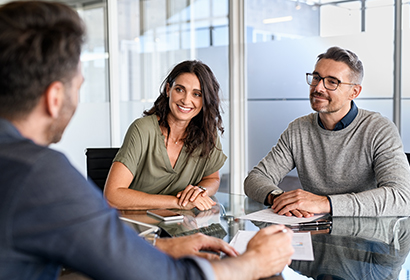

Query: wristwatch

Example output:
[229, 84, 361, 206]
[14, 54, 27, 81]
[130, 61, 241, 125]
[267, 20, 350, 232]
[269, 189, 284, 205]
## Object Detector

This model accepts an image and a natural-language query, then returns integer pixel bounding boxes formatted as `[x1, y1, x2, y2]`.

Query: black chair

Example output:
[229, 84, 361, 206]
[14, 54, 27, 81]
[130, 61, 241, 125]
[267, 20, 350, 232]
[85, 148, 119, 191]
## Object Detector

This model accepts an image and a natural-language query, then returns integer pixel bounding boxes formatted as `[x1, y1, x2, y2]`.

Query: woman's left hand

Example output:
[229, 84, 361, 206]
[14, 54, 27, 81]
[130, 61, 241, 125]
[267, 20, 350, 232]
[177, 185, 216, 210]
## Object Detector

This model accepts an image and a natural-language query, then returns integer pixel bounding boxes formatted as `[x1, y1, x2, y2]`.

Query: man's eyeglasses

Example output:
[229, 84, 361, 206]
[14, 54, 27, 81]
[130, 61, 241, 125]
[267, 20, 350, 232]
[306, 73, 357, 91]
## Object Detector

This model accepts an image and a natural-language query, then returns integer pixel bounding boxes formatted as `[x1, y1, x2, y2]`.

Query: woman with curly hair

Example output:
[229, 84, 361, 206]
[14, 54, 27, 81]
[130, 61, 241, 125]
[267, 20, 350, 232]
[104, 60, 226, 211]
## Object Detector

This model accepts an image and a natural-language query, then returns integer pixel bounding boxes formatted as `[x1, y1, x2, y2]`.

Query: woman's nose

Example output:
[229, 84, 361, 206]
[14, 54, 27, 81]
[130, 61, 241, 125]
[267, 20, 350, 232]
[180, 92, 191, 104]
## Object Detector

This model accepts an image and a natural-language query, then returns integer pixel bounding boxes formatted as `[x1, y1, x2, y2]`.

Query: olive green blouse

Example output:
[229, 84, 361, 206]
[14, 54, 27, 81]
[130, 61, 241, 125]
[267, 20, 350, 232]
[114, 115, 227, 196]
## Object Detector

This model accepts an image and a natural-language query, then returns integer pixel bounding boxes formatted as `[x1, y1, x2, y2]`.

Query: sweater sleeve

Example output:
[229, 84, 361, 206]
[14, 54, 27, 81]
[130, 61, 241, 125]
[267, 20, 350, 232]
[328, 116, 410, 216]
[244, 125, 296, 204]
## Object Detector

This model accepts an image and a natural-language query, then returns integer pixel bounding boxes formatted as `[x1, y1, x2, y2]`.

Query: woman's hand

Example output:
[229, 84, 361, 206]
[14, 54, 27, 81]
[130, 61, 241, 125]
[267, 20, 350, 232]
[176, 185, 216, 210]
[177, 184, 206, 204]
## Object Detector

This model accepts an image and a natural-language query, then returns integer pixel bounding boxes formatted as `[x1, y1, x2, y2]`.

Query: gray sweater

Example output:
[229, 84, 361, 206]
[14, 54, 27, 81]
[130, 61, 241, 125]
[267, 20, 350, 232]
[244, 109, 410, 216]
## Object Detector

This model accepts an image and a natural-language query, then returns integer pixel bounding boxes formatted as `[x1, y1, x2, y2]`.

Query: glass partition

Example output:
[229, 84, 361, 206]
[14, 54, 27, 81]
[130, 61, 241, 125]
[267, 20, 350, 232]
[402, 2, 410, 152]
[52, 0, 111, 176]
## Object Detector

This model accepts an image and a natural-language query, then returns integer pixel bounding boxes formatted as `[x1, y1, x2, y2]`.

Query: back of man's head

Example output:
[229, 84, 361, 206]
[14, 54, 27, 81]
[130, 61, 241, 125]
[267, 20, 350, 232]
[0, 1, 85, 120]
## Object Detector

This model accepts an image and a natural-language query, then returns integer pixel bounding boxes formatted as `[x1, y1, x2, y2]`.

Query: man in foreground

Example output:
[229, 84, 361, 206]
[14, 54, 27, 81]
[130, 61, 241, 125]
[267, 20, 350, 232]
[0, 1, 293, 279]
[245, 46, 410, 217]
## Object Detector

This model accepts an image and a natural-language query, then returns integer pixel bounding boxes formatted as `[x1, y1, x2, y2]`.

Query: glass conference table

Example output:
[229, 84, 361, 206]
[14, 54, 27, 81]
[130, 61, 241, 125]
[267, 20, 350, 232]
[61, 192, 410, 280]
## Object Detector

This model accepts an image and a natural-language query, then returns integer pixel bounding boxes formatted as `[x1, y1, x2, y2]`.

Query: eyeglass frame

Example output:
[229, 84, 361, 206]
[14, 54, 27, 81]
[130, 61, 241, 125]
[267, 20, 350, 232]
[306, 73, 358, 91]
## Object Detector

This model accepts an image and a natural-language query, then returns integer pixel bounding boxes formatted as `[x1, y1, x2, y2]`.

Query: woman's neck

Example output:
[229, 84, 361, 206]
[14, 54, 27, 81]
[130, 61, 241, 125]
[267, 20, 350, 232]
[160, 125, 185, 145]
[163, 115, 189, 143]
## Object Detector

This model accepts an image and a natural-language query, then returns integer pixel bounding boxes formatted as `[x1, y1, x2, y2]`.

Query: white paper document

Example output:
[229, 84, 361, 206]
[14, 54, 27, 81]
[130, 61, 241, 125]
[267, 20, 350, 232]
[291, 231, 314, 261]
[281, 265, 314, 279]
[239, 208, 325, 225]
[230, 230, 314, 261]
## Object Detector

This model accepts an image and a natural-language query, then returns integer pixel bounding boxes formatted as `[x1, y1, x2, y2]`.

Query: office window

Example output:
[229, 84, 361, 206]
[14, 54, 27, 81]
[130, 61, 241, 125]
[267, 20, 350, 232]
[78, 5, 109, 103]
[52, 0, 111, 175]
[402, 1, 410, 153]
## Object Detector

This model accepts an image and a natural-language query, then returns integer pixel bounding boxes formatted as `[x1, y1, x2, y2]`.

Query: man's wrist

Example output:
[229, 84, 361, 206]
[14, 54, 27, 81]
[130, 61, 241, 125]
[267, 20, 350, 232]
[268, 189, 284, 205]
[325, 195, 333, 214]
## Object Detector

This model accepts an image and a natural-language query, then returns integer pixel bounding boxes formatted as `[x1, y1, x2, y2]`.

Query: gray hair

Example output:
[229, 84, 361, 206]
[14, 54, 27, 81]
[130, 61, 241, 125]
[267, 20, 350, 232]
[317, 46, 364, 84]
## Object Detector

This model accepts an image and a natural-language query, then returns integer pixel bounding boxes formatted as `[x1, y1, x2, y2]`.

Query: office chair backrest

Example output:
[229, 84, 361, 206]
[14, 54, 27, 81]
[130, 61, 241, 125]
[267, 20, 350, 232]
[85, 148, 119, 191]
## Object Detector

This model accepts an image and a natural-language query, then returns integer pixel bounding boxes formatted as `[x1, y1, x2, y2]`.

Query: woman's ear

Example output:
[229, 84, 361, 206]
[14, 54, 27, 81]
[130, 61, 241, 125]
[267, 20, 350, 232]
[166, 83, 170, 97]
[44, 81, 64, 118]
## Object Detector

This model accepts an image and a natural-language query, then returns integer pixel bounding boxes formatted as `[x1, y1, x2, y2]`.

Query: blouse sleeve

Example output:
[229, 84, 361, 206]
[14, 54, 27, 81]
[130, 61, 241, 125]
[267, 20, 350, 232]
[203, 134, 227, 177]
[113, 120, 144, 176]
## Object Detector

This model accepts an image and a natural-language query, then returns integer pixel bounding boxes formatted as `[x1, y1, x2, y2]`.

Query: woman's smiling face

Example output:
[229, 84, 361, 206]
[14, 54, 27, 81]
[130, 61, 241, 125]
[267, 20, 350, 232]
[167, 72, 203, 124]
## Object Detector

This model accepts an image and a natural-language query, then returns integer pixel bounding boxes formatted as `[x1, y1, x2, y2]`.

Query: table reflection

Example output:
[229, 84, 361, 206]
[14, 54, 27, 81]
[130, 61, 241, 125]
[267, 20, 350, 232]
[221, 194, 410, 279]
[289, 217, 410, 280]
[120, 198, 225, 238]
[119, 193, 410, 280]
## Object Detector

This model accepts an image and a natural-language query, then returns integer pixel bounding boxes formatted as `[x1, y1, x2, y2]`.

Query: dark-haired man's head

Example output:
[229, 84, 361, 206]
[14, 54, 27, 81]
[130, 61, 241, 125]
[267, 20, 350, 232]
[0, 1, 85, 144]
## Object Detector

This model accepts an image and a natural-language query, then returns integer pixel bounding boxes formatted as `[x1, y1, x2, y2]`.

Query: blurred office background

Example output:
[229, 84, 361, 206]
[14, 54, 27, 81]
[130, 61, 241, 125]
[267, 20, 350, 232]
[2, 0, 409, 195]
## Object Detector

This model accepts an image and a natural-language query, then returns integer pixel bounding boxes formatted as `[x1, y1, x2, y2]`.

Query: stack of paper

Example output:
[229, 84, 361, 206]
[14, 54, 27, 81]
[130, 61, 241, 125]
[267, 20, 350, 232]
[230, 230, 314, 261]
[239, 208, 325, 225]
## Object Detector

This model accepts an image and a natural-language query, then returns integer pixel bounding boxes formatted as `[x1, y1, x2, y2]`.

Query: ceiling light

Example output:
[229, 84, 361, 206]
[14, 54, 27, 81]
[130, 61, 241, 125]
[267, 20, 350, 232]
[263, 16, 293, 24]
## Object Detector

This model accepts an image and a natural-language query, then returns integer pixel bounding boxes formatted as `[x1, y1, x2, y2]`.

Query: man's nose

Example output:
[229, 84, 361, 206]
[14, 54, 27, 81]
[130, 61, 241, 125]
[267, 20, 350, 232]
[314, 78, 326, 91]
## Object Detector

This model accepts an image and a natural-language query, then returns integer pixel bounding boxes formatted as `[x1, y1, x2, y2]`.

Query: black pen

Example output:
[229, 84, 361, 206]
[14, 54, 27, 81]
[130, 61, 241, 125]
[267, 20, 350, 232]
[291, 225, 332, 232]
[288, 220, 332, 228]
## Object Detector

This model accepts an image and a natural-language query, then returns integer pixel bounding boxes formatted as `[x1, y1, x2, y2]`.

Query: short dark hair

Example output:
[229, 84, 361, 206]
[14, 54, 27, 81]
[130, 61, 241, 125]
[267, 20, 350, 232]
[0, 1, 85, 120]
[144, 60, 224, 157]
[317, 46, 364, 84]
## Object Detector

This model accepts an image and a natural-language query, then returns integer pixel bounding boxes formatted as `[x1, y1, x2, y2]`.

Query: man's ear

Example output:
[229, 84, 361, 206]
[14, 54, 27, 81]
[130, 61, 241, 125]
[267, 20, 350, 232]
[45, 81, 64, 118]
[350, 84, 362, 100]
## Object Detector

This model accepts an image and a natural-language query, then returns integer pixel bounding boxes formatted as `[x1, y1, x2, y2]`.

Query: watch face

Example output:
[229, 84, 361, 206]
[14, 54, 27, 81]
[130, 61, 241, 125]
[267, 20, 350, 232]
[272, 190, 284, 196]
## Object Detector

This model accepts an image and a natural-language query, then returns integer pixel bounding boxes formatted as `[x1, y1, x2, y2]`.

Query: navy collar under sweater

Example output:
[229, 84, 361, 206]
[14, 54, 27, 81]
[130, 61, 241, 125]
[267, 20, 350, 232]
[318, 101, 358, 131]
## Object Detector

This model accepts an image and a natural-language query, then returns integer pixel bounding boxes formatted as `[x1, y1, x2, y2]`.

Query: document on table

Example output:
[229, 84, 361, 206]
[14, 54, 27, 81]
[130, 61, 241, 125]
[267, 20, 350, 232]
[239, 208, 325, 225]
[230, 230, 314, 261]
[281, 265, 314, 279]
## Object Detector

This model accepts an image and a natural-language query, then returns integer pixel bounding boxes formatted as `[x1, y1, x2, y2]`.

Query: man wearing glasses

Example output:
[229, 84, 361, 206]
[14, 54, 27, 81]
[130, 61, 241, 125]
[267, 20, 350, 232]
[245, 46, 410, 217]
